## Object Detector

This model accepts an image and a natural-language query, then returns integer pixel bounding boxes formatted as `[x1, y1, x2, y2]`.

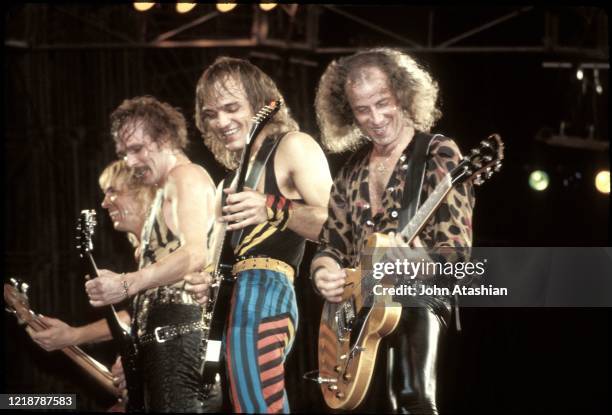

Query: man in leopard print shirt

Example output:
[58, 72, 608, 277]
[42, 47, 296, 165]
[311, 48, 474, 413]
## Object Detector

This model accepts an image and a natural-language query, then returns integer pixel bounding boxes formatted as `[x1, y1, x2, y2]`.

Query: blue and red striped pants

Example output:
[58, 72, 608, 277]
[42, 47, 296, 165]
[225, 269, 298, 413]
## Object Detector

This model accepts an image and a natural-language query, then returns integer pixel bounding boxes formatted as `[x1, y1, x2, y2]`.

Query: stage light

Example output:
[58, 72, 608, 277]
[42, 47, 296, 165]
[529, 170, 550, 191]
[259, 3, 278, 11]
[216, 3, 237, 13]
[595, 170, 610, 194]
[134, 2, 155, 12]
[576, 68, 584, 80]
[176, 3, 196, 13]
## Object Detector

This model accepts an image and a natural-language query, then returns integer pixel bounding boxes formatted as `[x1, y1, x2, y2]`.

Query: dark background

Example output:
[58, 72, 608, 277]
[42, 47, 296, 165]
[3, 4, 610, 413]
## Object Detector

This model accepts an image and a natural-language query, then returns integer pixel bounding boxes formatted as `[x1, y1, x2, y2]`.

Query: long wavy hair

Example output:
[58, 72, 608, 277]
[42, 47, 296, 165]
[110, 95, 188, 151]
[315, 48, 442, 153]
[98, 160, 155, 247]
[195, 57, 299, 170]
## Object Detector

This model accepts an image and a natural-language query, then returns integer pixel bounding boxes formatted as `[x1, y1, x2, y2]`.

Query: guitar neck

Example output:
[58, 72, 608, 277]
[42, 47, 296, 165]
[28, 315, 119, 398]
[398, 174, 453, 243]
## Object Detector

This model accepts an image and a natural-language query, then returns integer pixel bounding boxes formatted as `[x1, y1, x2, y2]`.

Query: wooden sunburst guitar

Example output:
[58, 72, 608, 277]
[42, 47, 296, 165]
[4, 278, 123, 409]
[317, 134, 504, 409]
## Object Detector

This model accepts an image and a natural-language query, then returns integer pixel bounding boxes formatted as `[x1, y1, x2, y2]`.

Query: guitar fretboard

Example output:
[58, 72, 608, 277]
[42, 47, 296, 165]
[399, 174, 453, 243]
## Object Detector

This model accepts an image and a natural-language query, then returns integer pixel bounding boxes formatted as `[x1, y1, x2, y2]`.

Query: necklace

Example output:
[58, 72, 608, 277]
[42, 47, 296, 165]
[372, 152, 394, 174]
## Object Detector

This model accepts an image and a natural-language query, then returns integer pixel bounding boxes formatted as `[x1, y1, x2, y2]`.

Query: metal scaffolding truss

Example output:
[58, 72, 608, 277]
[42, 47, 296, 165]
[5, 4, 609, 61]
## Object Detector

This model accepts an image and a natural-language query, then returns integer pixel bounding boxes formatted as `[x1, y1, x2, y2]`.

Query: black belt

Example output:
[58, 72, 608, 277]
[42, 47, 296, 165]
[139, 320, 207, 345]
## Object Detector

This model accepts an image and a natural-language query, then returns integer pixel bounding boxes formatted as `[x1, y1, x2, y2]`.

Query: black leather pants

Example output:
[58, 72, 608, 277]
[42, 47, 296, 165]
[365, 298, 451, 414]
[137, 304, 224, 413]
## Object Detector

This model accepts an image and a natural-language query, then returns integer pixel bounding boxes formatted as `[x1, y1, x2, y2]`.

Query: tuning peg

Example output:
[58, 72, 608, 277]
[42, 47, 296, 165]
[10, 277, 19, 287]
[20, 282, 29, 295]
[474, 175, 484, 186]
[485, 170, 494, 179]
[463, 166, 473, 176]
[480, 140, 492, 148]
[494, 161, 503, 172]
[470, 148, 481, 156]
[483, 155, 493, 162]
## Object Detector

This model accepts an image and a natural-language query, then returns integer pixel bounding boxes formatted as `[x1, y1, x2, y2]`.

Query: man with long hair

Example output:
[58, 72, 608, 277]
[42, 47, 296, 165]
[311, 48, 474, 413]
[185, 57, 332, 413]
[28, 160, 152, 353]
[85, 96, 218, 412]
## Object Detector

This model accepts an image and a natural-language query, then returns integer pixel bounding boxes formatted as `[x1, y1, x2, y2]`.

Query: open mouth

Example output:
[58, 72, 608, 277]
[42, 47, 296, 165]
[371, 125, 388, 136]
[134, 167, 149, 179]
[221, 127, 241, 142]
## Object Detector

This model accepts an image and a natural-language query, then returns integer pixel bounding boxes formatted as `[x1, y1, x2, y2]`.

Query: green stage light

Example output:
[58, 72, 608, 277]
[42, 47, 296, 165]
[529, 170, 550, 191]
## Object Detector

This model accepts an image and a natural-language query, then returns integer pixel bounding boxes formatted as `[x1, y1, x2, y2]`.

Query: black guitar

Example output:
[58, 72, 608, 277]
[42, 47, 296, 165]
[201, 100, 283, 387]
[76, 210, 144, 412]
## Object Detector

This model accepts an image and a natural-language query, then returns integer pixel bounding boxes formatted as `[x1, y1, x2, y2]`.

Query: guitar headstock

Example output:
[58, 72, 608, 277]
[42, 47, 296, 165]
[451, 134, 504, 186]
[245, 99, 283, 146]
[76, 209, 97, 257]
[4, 278, 34, 325]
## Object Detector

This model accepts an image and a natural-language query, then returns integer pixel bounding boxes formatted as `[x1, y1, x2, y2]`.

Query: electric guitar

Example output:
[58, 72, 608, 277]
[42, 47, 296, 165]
[200, 100, 283, 387]
[76, 210, 144, 411]
[317, 134, 505, 409]
[4, 278, 123, 408]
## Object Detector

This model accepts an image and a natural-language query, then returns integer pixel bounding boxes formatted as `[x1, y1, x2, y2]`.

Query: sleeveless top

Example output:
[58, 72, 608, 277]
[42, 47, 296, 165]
[131, 188, 199, 339]
[231, 134, 306, 272]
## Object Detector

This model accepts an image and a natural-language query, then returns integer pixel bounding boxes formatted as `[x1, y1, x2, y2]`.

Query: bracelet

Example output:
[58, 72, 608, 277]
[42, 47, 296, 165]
[121, 274, 129, 299]
[265, 194, 294, 230]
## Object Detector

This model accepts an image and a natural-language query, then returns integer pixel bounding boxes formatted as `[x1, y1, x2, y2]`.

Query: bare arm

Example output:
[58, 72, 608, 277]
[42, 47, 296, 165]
[86, 164, 216, 306]
[222, 132, 332, 241]
[129, 164, 215, 292]
[281, 132, 333, 241]
[27, 311, 130, 350]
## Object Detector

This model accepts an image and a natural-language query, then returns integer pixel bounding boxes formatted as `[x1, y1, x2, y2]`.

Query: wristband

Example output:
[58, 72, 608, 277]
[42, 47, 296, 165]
[265, 194, 293, 230]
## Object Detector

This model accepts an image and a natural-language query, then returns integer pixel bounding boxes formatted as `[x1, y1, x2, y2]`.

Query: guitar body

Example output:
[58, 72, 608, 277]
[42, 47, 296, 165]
[200, 247, 235, 386]
[106, 315, 143, 412]
[317, 134, 505, 410]
[318, 233, 402, 410]
[4, 280, 123, 403]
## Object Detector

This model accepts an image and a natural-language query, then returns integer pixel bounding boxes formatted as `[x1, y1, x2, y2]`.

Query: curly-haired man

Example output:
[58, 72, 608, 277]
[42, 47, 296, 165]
[311, 48, 475, 413]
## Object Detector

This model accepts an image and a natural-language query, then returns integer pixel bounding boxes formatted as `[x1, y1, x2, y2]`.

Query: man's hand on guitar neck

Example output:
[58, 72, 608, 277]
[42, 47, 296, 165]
[311, 256, 347, 303]
[26, 316, 79, 351]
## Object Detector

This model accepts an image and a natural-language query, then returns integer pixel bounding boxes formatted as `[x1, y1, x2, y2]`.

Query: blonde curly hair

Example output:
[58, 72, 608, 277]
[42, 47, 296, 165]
[315, 48, 442, 153]
[98, 160, 155, 247]
[195, 57, 299, 170]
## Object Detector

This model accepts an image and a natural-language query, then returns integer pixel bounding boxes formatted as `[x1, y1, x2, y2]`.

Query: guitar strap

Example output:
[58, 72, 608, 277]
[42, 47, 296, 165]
[398, 132, 462, 331]
[226, 134, 283, 250]
[398, 132, 437, 230]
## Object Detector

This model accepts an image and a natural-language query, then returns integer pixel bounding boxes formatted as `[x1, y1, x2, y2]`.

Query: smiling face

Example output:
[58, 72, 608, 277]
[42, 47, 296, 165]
[115, 121, 168, 185]
[345, 65, 408, 149]
[200, 75, 254, 153]
[100, 184, 145, 234]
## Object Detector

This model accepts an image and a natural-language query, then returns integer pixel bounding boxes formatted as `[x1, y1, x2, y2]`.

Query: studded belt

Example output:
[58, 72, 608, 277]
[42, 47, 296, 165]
[232, 257, 295, 282]
[139, 320, 207, 345]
